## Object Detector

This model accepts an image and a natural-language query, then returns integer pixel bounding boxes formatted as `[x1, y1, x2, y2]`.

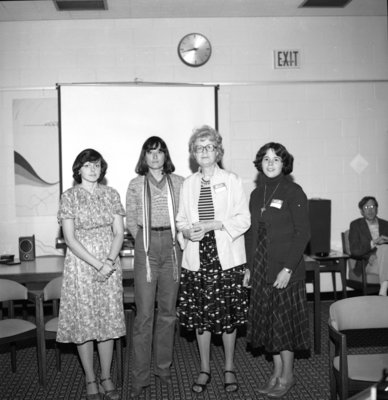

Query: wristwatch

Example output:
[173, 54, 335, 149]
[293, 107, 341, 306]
[284, 267, 292, 274]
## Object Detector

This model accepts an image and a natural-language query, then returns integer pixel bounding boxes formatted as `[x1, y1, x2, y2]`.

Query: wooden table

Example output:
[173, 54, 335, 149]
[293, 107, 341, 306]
[305, 255, 321, 354]
[0, 255, 134, 285]
[0, 255, 134, 386]
[310, 251, 349, 300]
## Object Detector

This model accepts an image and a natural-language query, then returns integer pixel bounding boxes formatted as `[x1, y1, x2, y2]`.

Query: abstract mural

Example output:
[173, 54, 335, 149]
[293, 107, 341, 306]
[13, 98, 59, 217]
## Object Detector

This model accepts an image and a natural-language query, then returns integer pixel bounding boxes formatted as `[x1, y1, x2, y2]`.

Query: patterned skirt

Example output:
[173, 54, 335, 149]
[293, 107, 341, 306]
[247, 223, 310, 353]
[178, 231, 248, 335]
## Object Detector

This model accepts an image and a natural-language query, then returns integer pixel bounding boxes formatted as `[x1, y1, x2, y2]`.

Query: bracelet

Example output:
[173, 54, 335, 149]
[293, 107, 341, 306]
[96, 263, 104, 272]
[107, 257, 115, 263]
[284, 267, 292, 274]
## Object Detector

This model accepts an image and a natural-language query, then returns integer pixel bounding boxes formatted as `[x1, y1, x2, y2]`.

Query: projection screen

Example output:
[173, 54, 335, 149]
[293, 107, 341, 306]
[58, 83, 218, 205]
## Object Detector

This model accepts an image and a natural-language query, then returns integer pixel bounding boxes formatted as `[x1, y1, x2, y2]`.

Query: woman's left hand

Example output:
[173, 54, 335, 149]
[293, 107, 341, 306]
[273, 268, 292, 289]
[243, 269, 251, 288]
[193, 220, 222, 234]
[97, 261, 116, 282]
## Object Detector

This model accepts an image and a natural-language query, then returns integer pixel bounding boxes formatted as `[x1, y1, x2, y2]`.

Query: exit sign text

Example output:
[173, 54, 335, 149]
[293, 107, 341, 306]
[274, 50, 301, 69]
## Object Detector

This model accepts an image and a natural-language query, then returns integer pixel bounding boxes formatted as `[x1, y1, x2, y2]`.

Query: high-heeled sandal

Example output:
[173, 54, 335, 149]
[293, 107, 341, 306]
[99, 376, 120, 400]
[191, 371, 211, 394]
[224, 370, 239, 392]
[86, 380, 103, 400]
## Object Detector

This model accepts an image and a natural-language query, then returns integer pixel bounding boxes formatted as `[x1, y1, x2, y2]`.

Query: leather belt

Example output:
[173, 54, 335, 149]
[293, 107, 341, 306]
[138, 225, 171, 231]
[151, 226, 171, 231]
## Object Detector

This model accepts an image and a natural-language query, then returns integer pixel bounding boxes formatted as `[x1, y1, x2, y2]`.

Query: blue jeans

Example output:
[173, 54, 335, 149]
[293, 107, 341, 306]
[132, 228, 181, 387]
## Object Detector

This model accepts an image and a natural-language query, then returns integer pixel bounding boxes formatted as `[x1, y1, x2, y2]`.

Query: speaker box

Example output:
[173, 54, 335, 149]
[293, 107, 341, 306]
[306, 199, 331, 257]
[19, 235, 36, 261]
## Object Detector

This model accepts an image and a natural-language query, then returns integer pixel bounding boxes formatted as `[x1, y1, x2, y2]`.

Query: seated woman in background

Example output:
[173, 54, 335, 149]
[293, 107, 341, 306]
[349, 196, 388, 296]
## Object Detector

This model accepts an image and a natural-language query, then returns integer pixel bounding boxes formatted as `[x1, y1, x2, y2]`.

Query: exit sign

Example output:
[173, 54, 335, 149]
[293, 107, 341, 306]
[274, 50, 301, 69]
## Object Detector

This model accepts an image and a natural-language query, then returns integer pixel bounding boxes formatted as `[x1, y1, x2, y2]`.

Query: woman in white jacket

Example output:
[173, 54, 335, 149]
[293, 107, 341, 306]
[176, 125, 250, 394]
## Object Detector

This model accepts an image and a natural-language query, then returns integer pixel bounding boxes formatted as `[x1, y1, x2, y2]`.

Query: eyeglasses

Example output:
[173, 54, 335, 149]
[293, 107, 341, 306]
[194, 144, 217, 153]
[363, 205, 376, 210]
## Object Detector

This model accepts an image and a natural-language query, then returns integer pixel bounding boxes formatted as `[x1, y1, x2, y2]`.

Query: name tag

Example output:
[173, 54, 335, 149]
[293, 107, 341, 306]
[213, 183, 227, 193]
[270, 199, 283, 209]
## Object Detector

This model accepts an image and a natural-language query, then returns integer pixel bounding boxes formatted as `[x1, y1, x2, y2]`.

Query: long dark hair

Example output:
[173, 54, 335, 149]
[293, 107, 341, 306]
[72, 148, 107, 183]
[135, 136, 175, 175]
[253, 142, 294, 175]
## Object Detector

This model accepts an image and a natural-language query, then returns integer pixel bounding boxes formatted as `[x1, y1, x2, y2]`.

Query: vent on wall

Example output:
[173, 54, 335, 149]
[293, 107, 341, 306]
[300, 0, 353, 7]
[53, 0, 107, 11]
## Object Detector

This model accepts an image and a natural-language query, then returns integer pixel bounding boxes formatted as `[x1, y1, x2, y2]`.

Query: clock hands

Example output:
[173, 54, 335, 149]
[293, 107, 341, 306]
[181, 47, 199, 53]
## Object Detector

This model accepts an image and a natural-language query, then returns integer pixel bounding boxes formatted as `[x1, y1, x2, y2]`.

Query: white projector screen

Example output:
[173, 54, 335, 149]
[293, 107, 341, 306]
[58, 83, 218, 205]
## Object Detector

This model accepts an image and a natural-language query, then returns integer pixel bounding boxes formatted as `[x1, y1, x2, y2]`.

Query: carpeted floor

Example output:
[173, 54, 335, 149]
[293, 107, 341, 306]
[0, 300, 385, 400]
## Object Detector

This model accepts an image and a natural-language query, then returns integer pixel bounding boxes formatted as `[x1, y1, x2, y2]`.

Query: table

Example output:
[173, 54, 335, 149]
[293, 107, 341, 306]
[0, 255, 135, 385]
[310, 251, 349, 300]
[304, 255, 321, 354]
[0, 255, 134, 285]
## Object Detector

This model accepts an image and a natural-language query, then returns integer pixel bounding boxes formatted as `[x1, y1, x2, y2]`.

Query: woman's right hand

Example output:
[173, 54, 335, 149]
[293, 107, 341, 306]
[182, 225, 205, 242]
[96, 261, 115, 281]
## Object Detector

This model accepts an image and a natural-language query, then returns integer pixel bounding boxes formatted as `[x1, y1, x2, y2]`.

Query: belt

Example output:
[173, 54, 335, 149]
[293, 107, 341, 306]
[138, 225, 171, 231]
[151, 226, 171, 231]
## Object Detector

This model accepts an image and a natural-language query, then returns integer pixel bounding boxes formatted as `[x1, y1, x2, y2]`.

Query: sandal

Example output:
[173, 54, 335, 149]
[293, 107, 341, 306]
[192, 371, 211, 394]
[86, 380, 103, 400]
[224, 370, 239, 392]
[99, 376, 120, 400]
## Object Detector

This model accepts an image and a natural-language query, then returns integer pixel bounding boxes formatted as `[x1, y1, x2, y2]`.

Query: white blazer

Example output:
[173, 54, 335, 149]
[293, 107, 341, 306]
[176, 165, 250, 272]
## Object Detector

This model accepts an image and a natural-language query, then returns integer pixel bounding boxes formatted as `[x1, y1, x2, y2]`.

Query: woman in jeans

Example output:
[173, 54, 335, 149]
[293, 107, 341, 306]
[125, 136, 183, 398]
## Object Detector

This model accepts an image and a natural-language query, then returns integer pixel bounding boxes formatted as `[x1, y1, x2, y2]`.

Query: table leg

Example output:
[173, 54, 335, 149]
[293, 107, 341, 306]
[331, 272, 337, 301]
[339, 259, 347, 298]
[313, 265, 321, 354]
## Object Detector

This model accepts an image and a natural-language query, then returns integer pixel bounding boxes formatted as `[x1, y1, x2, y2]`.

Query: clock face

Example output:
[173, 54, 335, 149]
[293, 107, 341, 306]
[178, 33, 212, 67]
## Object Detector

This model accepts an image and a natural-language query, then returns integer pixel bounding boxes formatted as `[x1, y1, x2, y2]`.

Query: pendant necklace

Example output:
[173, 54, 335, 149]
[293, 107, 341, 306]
[261, 183, 280, 216]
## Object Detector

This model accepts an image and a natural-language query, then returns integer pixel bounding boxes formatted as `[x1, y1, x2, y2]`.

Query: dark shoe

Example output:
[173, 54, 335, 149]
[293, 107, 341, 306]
[191, 371, 211, 394]
[99, 377, 120, 400]
[86, 380, 103, 400]
[129, 385, 146, 399]
[257, 376, 278, 394]
[224, 370, 239, 392]
[267, 377, 296, 398]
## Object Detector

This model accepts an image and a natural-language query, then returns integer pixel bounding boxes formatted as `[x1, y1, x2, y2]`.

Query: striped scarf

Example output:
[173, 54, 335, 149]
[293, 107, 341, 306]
[142, 174, 178, 282]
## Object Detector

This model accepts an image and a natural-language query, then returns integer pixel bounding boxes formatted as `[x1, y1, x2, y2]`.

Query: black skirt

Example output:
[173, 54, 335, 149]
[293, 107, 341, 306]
[247, 223, 310, 352]
[178, 231, 248, 335]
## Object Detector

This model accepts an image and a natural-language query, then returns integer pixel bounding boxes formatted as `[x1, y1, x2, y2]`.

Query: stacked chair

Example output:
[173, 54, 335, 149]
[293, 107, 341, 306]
[328, 296, 388, 399]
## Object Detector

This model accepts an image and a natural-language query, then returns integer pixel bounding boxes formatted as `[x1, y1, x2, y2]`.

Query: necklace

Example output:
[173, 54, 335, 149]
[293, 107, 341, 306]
[261, 183, 280, 216]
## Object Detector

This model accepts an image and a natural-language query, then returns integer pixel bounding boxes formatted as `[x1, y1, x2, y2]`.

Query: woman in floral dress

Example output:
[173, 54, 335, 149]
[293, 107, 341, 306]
[57, 148, 126, 400]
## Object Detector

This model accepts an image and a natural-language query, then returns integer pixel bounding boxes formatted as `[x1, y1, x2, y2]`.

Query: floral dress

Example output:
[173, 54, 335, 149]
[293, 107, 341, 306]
[57, 185, 126, 344]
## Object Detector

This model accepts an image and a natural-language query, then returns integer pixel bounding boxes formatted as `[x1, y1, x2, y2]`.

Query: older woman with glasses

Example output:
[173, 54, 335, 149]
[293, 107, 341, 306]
[349, 196, 388, 295]
[176, 125, 250, 394]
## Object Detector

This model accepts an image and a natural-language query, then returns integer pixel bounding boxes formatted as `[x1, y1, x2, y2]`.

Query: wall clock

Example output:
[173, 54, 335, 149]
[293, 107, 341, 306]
[178, 33, 212, 67]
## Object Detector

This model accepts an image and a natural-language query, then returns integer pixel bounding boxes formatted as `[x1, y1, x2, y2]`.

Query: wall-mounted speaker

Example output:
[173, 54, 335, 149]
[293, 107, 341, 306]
[19, 235, 36, 261]
[305, 199, 331, 257]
